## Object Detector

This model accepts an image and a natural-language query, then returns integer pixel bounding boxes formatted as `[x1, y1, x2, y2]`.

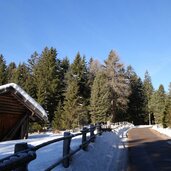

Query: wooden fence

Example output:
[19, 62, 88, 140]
[0, 122, 128, 171]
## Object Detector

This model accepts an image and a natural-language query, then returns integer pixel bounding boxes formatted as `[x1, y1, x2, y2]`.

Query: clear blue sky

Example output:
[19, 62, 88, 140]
[0, 0, 171, 90]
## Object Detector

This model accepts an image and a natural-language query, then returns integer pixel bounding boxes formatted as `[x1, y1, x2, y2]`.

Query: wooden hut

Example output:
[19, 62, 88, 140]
[0, 83, 48, 142]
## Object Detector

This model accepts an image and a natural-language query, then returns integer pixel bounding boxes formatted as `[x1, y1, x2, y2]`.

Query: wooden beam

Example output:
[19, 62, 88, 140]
[2, 114, 28, 141]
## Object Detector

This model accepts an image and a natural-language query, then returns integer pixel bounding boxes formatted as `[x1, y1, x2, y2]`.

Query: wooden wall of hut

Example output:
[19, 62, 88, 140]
[0, 91, 31, 141]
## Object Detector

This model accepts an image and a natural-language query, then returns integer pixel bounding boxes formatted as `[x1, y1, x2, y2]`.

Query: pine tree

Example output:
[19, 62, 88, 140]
[24, 73, 37, 98]
[6, 62, 17, 83]
[35, 47, 60, 122]
[58, 57, 70, 103]
[12, 63, 29, 88]
[87, 58, 101, 89]
[62, 78, 80, 129]
[52, 101, 63, 130]
[0, 54, 7, 85]
[63, 53, 90, 126]
[27, 51, 40, 73]
[26, 51, 40, 98]
[150, 84, 166, 125]
[143, 71, 154, 124]
[70, 53, 89, 99]
[103, 50, 130, 122]
[126, 66, 146, 125]
[51, 57, 70, 129]
[163, 83, 171, 127]
[90, 71, 110, 123]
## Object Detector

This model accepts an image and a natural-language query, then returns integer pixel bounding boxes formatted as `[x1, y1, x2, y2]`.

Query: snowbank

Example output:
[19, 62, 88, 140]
[57, 124, 133, 171]
[134, 125, 153, 128]
[0, 124, 133, 171]
[152, 125, 171, 137]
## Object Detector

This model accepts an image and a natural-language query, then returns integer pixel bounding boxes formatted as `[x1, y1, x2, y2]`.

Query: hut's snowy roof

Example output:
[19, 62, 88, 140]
[0, 83, 48, 122]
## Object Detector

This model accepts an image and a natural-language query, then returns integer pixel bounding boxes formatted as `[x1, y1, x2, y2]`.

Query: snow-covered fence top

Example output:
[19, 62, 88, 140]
[0, 122, 131, 171]
[0, 83, 48, 122]
[0, 123, 116, 171]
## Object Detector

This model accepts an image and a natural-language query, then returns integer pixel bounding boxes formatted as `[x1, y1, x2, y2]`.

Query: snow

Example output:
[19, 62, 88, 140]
[134, 125, 153, 128]
[0, 83, 48, 121]
[152, 125, 171, 137]
[0, 124, 133, 171]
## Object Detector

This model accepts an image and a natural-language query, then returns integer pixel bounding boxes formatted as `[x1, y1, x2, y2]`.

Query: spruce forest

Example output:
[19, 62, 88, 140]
[1, 47, 171, 130]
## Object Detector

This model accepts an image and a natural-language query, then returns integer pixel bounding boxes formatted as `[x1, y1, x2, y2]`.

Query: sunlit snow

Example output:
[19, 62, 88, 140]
[0, 124, 133, 171]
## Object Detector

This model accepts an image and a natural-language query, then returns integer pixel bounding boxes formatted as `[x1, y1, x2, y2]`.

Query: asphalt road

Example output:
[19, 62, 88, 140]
[127, 127, 171, 171]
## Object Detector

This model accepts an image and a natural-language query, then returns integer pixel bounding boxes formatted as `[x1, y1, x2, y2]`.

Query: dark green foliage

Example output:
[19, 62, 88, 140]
[25, 52, 40, 98]
[6, 62, 17, 83]
[163, 83, 171, 127]
[62, 78, 80, 129]
[126, 66, 146, 125]
[27, 51, 40, 73]
[3, 48, 171, 128]
[12, 63, 30, 88]
[163, 102, 170, 128]
[143, 71, 154, 101]
[70, 53, 89, 99]
[90, 71, 111, 123]
[143, 71, 154, 124]
[149, 84, 166, 125]
[52, 101, 63, 130]
[29, 122, 43, 133]
[77, 104, 89, 126]
[62, 53, 90, 128]
[35, 47, 60, 122]
[58, 57, 70, 103]
[0, 54, 7, 85]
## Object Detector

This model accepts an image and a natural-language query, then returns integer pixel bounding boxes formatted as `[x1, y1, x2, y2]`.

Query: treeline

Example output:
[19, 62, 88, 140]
[0, 47, 171, 129]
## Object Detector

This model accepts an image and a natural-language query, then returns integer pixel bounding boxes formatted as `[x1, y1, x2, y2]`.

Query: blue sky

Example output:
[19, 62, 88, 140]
[0, 0, 171, 90]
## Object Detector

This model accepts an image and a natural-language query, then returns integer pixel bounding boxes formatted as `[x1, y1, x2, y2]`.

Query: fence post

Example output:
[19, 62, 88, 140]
[96, 123, 102, 135]
[90, 124, 95, 142]
[63, 132, 71, 168]
[14, 142, 29, 171]
[81, 127, 88, 151]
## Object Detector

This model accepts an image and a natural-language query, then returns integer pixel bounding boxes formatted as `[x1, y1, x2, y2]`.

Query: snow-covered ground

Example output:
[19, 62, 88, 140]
[152, 125, 171, 137]
[0, 124, 133, 171]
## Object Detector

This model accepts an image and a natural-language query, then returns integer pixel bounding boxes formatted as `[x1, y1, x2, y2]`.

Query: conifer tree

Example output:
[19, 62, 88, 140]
[6, 62, 16, 83]
[103, 50, 130, 122]
[163, 83, 171, 127]
[35, 47, 60, 122]
[70, 53, 89, 99]
[27, 51, 40, 73]
[126, 66, 146, 125]
[90, 71, 110, 123]
[63, 53, 89, 126]
[51, 57, 70, 129]
[62, 78, 79, 129]
[26, 52, 40, 98]
[143, 71, 154, 124]
[52, 101, 63, 130]
[58, 57, 70, 103]
[150, 84, 166, 125]
[87, 58, 101, 88]
[0, 54, 7, 85]
[12, 63, 29, 88]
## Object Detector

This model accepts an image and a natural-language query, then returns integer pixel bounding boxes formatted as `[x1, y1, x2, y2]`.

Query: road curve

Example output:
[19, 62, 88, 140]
[127, 127, 171, 171]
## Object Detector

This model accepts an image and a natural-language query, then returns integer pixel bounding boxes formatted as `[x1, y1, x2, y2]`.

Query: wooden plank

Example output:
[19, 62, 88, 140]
[0, 107, 26, 113]
[0, 87, 44, 125]
[0, 97, 21, 105]
[2, 114, 28, 141]
[0, 92, 29, 117]
[0, 115, 21, 141]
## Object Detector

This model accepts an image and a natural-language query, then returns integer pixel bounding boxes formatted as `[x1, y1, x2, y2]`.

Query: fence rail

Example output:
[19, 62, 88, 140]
[0, 122, 128, 171]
